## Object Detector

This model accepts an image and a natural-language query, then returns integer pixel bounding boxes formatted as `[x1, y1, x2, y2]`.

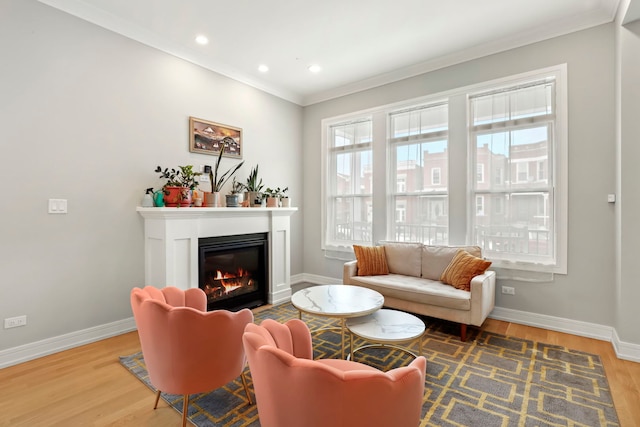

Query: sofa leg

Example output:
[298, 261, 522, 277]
[460, 324, 467, 342]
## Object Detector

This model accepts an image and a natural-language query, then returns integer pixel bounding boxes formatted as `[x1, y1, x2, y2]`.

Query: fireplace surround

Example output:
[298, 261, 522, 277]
[136, 207, 297, 307]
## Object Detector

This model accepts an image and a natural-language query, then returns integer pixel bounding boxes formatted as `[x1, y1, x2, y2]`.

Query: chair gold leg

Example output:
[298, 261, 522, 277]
[241, 371, 253, 405]
[182, 394, 189, 427]
[153, 389, 162, 409]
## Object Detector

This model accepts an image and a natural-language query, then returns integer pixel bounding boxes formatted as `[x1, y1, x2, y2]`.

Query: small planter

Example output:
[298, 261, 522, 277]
[281, 197, 291, 207]
[266, 197, 279, 208]
[225, 194, 240, 207]
[247, 191, 261, 207]
[163, 186, 191, 207]
[205, 192, 222, 207]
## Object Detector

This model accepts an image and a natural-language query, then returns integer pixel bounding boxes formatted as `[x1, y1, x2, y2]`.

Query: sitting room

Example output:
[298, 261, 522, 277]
[1, 0, 640, 426]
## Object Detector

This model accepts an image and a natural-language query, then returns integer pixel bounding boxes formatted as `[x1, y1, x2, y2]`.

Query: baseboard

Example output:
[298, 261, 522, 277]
[0, 317, 137, 369]
[487, 307, 640, 363]
[611, 328, 640, 363]
[292, 272, 340, 286]
[489, 306, 614, 341]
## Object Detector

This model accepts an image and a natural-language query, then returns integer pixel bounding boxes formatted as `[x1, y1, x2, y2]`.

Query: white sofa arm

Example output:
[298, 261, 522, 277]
[469, 270, 496, 326]
[343, 260, 358, 284]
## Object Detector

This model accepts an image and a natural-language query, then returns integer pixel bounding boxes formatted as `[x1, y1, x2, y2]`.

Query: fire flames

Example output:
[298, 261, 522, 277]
[214, 268, 247, 293]
[203, 267, 256, 301]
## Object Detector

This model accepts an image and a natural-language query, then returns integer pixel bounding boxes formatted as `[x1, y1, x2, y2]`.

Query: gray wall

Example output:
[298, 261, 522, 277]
[617, 19, 640, 345]
[0, 0, 303, 351]
[303, 24, 622, 335]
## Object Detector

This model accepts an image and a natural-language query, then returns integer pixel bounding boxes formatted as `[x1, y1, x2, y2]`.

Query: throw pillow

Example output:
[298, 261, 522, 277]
[353, 245, 390, 276]
[440, 249, 492, 291]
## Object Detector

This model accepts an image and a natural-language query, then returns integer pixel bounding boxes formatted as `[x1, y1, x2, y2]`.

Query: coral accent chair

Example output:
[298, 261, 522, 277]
[243, 319, 427, 427]
[130, 286, 254, 427]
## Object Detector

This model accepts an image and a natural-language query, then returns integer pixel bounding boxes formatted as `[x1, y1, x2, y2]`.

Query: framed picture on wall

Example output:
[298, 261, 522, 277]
[189, 116, 242, 159]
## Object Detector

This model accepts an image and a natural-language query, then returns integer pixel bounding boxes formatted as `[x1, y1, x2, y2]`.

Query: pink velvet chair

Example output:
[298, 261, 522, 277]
[243, 318, 427, 427]
[130, 286, 254, 427]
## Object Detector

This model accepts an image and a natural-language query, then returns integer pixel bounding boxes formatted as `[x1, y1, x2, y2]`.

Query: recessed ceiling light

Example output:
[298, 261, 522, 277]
[258, 64, 269, 73]
[308, 64, 322, 73]
[195, 35, 209, 45]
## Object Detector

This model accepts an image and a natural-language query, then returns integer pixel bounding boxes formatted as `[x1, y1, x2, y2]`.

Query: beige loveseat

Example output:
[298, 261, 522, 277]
[343, 242, 496, 341]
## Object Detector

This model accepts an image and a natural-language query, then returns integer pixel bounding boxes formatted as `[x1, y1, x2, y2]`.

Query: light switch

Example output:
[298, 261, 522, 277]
[607, 194, 616, 203]
[48, 199, 68, 214]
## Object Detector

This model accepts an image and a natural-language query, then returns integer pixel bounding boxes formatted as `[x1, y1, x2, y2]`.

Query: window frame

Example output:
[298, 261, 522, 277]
[321, 65, 567, 274]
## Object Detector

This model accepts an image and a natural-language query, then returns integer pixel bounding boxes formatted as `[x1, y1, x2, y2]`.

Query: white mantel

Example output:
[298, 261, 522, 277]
[136, 207, 297, 305]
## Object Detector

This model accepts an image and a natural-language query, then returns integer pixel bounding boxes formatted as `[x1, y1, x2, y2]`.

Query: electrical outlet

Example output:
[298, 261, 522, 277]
[501, 286, 515, 295]
[4, 315, 27, 329]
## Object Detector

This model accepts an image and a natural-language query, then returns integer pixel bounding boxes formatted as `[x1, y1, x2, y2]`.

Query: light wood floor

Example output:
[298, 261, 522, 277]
[0, 315, 638, 427]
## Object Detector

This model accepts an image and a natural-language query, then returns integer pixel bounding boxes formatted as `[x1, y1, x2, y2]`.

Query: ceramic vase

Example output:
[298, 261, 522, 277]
[266, 197, 278, 208]
[205, 192, 221, 207]
[163, 186, 191, 207]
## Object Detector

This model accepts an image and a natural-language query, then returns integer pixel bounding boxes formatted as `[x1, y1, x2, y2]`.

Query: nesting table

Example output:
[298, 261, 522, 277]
[290, 285, 384, 359]
[346, 309, 425, 362]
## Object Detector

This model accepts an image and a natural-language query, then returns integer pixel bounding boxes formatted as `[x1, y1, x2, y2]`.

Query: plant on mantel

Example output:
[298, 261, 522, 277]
[209, 143, 244, 193]
[245, 164, 264, 207]
[155, 165, 201, 207]
[264, 186, 289, 207]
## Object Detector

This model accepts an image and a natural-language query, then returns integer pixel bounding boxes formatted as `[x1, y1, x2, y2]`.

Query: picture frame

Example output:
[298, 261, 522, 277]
[189, 116, 242, 159]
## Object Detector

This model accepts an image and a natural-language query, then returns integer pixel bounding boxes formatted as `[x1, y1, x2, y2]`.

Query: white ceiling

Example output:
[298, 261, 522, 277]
[39, 0, 626, 106]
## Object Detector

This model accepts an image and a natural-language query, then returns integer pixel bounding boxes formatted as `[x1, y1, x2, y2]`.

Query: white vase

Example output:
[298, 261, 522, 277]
[281, 197, 291, 207]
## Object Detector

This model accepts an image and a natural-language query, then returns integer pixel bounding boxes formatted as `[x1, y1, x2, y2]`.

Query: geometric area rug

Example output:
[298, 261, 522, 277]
[120, 302, 620, 427]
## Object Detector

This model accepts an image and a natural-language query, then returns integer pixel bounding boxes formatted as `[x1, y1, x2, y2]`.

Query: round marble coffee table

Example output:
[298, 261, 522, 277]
[291, 285, 384, 359]
[346, 309, 425, 363]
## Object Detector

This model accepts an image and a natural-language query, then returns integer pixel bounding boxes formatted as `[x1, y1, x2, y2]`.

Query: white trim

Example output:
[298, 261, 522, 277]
[611, 328, 640, 363]
[490, 306, 640, 362]
[0, 317, 137, 369]
[293, 273, 341, 286]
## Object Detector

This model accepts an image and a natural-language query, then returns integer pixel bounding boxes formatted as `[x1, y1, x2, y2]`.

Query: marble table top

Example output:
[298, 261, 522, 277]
[291, 285, 384, 318]
[346, 309, 425, 343]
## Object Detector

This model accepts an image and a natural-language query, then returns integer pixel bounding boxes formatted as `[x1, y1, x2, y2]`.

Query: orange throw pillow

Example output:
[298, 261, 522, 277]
[353, 245, 390, 276]
[440, 249, 492, 291]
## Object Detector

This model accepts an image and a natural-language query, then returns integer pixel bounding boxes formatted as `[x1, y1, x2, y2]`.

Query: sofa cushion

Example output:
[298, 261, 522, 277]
[440, 250, 492, 291]
[347, 274, 471, 311]
[353, 245, 389, 276]
[380, 241, 422, 277]
[421, 245, 482, 280]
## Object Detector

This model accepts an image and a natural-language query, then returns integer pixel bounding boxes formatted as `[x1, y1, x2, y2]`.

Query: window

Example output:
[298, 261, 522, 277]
[397, 175, 407, 192]
[470, 77, 561, 268]
[389, 103, 449, 244]
[322, 65, 567, 273]
[432, 168, 441, 185]
[324, 119, 373, 247]
[476, 196, 485, 215]
[477, 164, 485, 183]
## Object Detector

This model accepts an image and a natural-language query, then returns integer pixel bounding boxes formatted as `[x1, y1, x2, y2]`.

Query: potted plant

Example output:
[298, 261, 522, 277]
[280, 187, 291, 207]
[225, 178, 245, 207]
[264, 187, 286, 207]
[205, 143, 244, 207]
[245, 165, 264, 207]
[155, 165, 202, 207]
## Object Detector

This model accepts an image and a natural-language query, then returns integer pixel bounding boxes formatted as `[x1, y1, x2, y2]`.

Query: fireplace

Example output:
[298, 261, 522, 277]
[198, 233, 268, 311]
[137, 207, 296, 306]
